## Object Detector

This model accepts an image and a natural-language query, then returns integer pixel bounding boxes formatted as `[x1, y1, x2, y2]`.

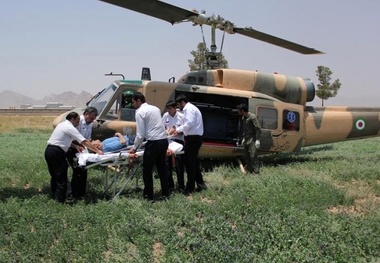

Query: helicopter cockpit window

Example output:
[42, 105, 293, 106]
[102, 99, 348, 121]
[102, 92, 136, 121]
[187, 76, 196, 84]
[283, 110, 300, 131]
[120, 108, 136, 121]
[89, 84, 117, 115]
[105, 99, 120, 120]
[257, 107, 277, 130]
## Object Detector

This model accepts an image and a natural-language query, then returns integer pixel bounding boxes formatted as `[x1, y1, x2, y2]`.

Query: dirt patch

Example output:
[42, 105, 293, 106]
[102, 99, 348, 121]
[328, 180, 380, 216]
[152, 242, 165, 263]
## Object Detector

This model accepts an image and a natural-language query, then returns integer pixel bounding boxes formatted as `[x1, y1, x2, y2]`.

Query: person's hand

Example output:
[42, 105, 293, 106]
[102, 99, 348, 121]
[77, 145, 84, 152]
[115, 132, 122, 137]
[97, 150, 104, 155]
[129, 148, 136, 154]
[255, 140, 260, 148]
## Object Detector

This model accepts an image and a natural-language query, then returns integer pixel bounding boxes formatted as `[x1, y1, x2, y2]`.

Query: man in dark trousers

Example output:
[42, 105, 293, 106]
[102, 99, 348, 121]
[174, 94, 207, 194]
[128, 92, 170, 202]
[45, 112, 103, 203]
[66, 107, 98, 199]
[237, 103, 262, 174]
[161, 100, 185, 192]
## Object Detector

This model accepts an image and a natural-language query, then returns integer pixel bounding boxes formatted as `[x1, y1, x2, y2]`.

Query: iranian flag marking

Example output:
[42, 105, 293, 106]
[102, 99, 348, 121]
[355, 119, 365, 130]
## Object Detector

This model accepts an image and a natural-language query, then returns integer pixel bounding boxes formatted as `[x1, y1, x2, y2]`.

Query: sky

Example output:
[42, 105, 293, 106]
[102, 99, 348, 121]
[1, 0, 379, 107]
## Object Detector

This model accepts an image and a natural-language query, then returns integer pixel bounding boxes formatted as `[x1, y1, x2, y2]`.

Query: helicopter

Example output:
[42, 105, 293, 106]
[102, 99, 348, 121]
[53, 0, 380, 159]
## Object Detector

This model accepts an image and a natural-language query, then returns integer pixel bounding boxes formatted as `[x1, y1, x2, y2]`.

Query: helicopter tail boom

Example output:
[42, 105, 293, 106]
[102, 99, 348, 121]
[304, 106, 380, 146]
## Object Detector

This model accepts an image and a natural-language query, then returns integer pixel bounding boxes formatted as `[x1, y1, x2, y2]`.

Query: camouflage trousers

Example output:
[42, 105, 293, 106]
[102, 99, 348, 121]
[243, 142, 260, 174]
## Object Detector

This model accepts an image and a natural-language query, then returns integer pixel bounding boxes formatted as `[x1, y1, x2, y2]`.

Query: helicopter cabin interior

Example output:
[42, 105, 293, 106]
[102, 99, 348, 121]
[174, 91, 246, 146]
[105, 89, 246, 146]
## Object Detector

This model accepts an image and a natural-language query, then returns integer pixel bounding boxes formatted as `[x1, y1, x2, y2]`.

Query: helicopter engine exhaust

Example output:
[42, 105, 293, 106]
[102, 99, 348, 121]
[178, 69, 316, 106]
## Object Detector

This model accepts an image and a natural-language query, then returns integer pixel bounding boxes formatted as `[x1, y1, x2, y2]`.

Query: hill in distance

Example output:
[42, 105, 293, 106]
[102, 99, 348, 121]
[0, 90, 93, 108]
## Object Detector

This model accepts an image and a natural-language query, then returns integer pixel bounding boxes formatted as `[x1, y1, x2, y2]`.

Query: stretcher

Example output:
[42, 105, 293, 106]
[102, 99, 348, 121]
[77, 141, 183, 199]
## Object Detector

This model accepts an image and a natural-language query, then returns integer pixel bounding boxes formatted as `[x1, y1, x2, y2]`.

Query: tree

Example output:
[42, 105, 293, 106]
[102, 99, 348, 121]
[188, 42, 228, 71]
[315, 65, 341, 106]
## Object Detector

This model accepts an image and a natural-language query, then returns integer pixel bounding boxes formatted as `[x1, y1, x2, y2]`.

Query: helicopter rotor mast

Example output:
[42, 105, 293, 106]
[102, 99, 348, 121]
[99, 0, 323, 60]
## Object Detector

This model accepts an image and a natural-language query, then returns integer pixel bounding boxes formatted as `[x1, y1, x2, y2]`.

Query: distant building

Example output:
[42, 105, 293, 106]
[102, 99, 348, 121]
[32, 105, 47, 109]
[59, 106, 75, 110]
[18, 102, 74, 110]
[46, 102, 63, 108]
[20, 104, 32, 109]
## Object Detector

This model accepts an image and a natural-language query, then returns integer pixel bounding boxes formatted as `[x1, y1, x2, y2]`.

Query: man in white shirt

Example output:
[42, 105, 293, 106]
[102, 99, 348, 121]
[45, 112, 103, 203]
[67, 107, 98, 199]
[129, 92, 170, 202]
[174, 94, 207, 194]
[161, 100, 185, 191]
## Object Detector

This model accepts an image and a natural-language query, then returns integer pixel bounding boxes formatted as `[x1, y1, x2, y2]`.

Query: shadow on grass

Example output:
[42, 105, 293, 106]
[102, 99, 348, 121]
[0, 186, 48, 202]
[201, 144, 335, 171]
[0, 184, 111, 205]
[260, 145, 335, 166]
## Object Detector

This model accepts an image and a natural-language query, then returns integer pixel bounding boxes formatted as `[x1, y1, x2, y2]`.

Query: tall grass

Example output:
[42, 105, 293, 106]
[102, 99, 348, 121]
[0, 124, 379, 262]
[0, 116, 55, 133]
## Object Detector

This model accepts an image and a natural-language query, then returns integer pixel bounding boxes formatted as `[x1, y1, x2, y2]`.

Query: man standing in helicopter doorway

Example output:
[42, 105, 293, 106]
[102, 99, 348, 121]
[174, 94, 207, 194]
[237, 103, 262, 174]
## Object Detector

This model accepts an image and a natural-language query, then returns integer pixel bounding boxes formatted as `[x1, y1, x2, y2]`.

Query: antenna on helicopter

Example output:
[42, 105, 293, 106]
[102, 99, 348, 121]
[141, 67, 151, 80]
[105, 72, 125, 80]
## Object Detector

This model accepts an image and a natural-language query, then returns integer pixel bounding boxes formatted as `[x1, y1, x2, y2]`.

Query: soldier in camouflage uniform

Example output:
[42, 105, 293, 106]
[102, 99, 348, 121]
[237, 103, 262, 174]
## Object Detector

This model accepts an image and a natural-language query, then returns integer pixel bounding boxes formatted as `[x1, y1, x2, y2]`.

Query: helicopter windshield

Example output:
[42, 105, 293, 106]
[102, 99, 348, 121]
[88, 84, 117, 114]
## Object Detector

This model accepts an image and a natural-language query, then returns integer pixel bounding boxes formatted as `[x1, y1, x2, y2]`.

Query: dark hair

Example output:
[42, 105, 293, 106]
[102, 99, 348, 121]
[66, 112, 79, 121]
[132, 92, 146, 103]
[165, 100, 176, 107]
[236, 103, 248, 112]
[84, 107, 98, 115]
[175, 94, 189, 104]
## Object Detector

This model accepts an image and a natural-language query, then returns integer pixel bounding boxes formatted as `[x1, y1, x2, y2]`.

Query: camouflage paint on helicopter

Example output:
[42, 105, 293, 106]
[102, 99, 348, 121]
[52, 69, 380, 159]
[304, 106, 380, 146]
[178, 69, 315, 105]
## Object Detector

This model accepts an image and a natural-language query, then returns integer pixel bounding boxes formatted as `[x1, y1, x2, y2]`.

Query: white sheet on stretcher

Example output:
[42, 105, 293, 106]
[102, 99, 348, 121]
[76, 140, 183, 167]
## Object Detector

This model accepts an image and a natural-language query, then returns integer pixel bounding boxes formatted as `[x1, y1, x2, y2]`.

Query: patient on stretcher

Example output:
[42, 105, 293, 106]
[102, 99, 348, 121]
[77, 136, 183, 167]
[92, 132, 135, 153]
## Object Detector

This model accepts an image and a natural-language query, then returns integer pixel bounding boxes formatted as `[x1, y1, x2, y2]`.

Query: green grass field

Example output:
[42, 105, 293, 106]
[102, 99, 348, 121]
[0, 127, 379, 262]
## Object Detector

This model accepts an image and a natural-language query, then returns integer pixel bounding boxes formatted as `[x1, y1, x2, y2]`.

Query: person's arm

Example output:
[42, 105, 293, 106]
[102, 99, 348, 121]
[70, 141, 84, 152]
[130, 111, 145, 152]
[81, 139, 103, 155]
[177, 108, 195, 135]
[253, 116, 262, 140]
[115, 132, 126, 145]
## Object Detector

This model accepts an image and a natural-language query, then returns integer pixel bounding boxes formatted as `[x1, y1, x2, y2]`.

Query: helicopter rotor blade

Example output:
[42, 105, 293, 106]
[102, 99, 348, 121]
[99, 0, 198, 24]
[99, 0, 323, 54]
[233, 27, 323, 54]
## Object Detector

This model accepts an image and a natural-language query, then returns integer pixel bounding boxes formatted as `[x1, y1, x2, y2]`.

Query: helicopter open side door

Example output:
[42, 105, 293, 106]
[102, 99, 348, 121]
[249, 98, 305, 153]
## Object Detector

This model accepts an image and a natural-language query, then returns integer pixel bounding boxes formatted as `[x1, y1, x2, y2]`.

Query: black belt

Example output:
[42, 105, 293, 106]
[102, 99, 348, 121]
[172, 139, 184, 144]
[185, 135, 202, 138]
[147, 138, 167, 143]
[47, 144, 64, 152]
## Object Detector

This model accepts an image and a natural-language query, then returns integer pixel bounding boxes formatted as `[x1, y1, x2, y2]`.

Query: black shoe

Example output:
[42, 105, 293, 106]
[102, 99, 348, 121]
[65, 196, 75, 205]
[177, 187, 185, 194]
[158, 195, 170, 202]
[196, 183, 208, 192]
[143, 194, 154, 203]
[183, 189, 193, 196]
